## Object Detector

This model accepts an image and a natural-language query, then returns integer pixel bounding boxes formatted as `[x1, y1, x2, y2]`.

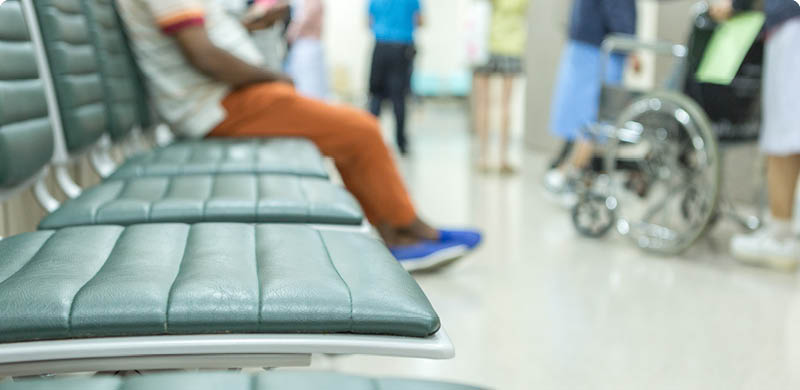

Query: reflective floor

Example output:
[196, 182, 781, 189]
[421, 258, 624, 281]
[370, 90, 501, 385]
[295, 101, 800, 389]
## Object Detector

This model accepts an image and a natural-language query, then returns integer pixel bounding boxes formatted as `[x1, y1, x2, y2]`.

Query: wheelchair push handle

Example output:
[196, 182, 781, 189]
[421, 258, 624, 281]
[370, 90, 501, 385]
[602, 34, 688, 59]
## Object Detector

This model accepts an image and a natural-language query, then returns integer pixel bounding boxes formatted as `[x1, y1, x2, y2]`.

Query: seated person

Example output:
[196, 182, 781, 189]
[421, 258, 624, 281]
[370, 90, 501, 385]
[115, 0, 482, 268]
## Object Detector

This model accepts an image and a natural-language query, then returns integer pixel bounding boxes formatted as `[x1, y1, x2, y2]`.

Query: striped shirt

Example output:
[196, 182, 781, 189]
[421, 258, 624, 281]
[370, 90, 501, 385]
[116, 0, 265, 138]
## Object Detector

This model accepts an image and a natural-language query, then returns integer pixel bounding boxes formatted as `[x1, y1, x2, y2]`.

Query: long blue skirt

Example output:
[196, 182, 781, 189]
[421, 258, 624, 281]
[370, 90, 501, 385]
[550, 40, 626, 141]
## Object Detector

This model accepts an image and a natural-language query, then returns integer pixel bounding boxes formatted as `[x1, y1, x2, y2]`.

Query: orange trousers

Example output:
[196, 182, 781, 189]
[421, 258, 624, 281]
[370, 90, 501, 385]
[208, 82, 417, 227]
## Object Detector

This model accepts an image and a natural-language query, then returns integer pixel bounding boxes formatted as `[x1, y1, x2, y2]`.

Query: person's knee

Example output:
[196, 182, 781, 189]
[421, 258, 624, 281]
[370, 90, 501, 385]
[350, 111, 384, 149]
[247, 82, 298, 106]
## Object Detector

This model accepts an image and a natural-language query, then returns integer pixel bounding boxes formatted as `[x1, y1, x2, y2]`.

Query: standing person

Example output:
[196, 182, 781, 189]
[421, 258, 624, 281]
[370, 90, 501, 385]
[720, 0, 800, 270]
[543, 0, 636, 206]
[285, 0, 329, 99]
[368, 0, 423, 156]
[472, 0, 529, 174]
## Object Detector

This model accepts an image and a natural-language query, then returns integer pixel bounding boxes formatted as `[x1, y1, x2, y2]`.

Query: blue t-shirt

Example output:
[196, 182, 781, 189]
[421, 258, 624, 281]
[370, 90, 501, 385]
[369, 0, 421, 44]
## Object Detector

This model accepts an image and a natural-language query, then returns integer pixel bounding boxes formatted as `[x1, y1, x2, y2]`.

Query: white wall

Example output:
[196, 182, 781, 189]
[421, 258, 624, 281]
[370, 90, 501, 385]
[323, 0, 472, 100]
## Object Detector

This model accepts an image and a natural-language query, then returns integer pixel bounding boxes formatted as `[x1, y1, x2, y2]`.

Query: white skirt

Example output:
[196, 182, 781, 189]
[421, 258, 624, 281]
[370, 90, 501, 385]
[761, 18, 800, 155]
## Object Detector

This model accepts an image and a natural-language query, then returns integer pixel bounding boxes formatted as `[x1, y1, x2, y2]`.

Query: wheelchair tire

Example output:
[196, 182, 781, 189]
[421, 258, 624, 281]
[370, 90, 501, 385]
[608, 91, 721, 256]
[572, 194, 616, 238]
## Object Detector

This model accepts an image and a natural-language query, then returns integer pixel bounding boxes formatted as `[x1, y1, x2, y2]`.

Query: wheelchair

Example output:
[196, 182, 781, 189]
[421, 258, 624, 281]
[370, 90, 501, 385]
[571, 4, 764, 255]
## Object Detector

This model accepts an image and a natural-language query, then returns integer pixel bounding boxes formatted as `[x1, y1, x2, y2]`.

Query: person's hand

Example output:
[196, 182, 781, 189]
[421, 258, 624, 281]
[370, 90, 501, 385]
[243, 1, 290, 32]
[275, 74, 294, 86]
[709, 0, 734, 22]
[630, 54, 643, 74]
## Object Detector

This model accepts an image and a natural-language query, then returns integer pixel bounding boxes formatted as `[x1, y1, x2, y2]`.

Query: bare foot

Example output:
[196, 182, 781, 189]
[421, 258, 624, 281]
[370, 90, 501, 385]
[500, 164, 516, 175]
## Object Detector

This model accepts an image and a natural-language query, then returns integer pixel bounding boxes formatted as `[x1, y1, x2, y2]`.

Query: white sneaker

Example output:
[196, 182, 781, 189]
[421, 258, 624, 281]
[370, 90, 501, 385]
[543, 169, 578, 209]
[731, 229, 800, 271]
[544, 169, 566, 192]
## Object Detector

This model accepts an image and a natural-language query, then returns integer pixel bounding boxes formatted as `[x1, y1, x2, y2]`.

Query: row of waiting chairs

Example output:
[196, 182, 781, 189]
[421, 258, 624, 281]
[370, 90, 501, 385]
[0, 0, 480, 388]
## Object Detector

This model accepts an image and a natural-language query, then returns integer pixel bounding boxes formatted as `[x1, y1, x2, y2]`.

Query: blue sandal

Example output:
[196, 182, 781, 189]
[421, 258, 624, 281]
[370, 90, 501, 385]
[390, 229, 483, 272]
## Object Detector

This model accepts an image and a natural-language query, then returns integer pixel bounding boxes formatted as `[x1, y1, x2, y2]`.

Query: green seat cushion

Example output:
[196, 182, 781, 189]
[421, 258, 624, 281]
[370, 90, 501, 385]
[39, 174, 363, 229]
[0, 0, 54, 189]
[0, 372, 484, 390]
[0, 224, 439, 343]
[111, 138, 329, 180]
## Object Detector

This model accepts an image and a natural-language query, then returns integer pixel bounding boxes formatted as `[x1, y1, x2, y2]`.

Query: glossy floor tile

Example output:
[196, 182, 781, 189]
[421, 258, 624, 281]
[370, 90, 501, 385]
[293, 102, 798, 390]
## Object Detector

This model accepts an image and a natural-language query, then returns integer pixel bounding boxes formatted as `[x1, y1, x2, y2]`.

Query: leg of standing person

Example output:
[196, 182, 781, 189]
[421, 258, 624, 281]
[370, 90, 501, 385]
[472, 71, 490, 171]
[731, 19, 800, 270]
[388, 44, 412, 155]
[368, 43, 387, 122]
[549, 141, 575, 170]
[766, 156, 800, 221]
[499, 73, 515, 174]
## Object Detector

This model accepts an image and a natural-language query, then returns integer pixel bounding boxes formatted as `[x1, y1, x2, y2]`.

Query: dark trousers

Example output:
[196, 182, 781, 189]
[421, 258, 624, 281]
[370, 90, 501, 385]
[368, 42, 415, 153]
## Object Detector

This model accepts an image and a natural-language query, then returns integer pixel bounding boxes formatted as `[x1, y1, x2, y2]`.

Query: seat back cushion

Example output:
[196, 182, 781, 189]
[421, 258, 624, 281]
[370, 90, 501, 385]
[0, 0, 54, 189]
[0, 224, 439, 342]
[80, 0, 141, 140]
[0, 372, 485, 390]
[109, 0, 154, 129]
[32, 0, 106, 153]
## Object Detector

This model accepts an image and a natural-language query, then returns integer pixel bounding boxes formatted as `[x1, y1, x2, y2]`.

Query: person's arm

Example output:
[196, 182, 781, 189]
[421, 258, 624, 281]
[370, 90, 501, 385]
[242, 1, 291, 32]
[710, 0, 764, 21]
[368, 0, 376, 29]
[414, 0, 424, 27]
[173, 25, 290, 87]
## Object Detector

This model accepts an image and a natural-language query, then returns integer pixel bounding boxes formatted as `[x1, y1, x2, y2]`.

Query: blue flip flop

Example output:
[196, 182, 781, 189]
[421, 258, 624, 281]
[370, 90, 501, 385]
[390, 240, 470, 272]
[438, 229, 483, 249]
[390, 228, 483, 272]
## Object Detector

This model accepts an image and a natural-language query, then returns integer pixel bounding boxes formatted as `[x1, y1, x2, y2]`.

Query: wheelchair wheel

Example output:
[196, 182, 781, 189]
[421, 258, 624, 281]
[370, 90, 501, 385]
[605, 91, 721, 255]
[572, 194, 616, 238]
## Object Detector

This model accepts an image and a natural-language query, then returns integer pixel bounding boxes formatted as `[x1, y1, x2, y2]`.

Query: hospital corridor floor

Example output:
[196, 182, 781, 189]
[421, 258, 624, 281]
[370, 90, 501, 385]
[293, 102, 800, 390]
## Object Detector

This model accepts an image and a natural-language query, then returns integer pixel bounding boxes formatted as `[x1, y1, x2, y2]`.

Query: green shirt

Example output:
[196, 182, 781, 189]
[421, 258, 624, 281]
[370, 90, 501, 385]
[489, 0, 529, 56]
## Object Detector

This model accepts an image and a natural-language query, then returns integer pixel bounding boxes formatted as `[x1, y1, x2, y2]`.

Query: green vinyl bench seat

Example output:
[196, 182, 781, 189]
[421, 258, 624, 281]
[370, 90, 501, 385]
[0, 224, 439, 342]
[38, 174, 362, 229]
[111, 138, 330, 180]
[0, 372, 484, 390]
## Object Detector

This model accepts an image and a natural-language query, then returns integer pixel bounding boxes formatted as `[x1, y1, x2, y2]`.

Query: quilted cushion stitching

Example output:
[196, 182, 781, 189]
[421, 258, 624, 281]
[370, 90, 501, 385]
[0, 231, 57, 285]
[67, 226, 125, 333]
[164, 224, 193, 333]
[316, 230, 353, 332]
[249, 374, 258, 390]
[253, 227, 263, 328]
[201, 176, 217, 222]
[93, 178, 129, 224]
[296, 177, 311, 222]
[153, 176, 176, 220]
